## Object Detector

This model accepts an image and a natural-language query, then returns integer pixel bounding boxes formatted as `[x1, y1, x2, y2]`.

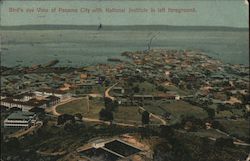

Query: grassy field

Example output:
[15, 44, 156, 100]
[190, 129, 227, 139]
[56, 98, 88, 115]
[164, 85, 190, 95]
[56, 97, 163, 125]
[135, 81, 157, 93]
[114, 106, 142, 125]
[144, 100, 208, 124]
[218, 119, 249, 138]
[216, 111, 233, 118]
[91, 85, 106, 94]
[84, 98, 104, 119]
[56, 98, 103, 119]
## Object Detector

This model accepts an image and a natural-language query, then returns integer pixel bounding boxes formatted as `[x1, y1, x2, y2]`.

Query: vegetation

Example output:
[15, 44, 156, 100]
[104, 97, 119, 111]
[218, 119, 250, 140]
[56, 97, 103, 119]
[1, 118, 139, 161]
[144, 101, 208, 124]
[142, 111, 150, 125]
[113, 106, 141, 125]
[57, 114, 75, 125]
[99, 108, 113, 121]
[56, 98, 88, 115]
[150, 126, 249, 161]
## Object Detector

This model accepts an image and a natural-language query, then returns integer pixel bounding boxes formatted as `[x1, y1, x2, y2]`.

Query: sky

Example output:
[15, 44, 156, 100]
[0, 0, 249, 27]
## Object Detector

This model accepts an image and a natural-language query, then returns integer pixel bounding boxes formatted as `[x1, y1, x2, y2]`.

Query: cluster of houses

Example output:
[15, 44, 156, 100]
[1, 68, 106, 97]
[1, 49, 249, 129]
[1, 89, 73, 128]
[1, 90, 65, 112]
[112, 86, 180, 106]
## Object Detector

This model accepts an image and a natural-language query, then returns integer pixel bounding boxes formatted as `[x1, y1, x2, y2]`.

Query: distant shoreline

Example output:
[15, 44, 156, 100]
[0, 25, 248, 31]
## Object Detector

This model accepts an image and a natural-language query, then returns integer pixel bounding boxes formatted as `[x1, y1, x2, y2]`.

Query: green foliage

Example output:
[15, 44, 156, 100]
[3, 137, 20, 153]
[179, 116, 204, 132]
[64, 122, 86, 134]
[57, 114, 75, 125]
[74, 113, 83, 120]
[206, 108, 215, 119]
[142, 111, 150, 125]
[104, 97, 119, 111]
[99, 108, 113, 121]
[215, 137, 234, 148]
[132, 85, 140, 93]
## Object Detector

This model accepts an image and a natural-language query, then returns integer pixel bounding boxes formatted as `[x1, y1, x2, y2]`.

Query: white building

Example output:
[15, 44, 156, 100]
[4, 111, 37, 128]
[1, 97, 47, 111]
[34, 89, 71, 100]
[12, 92, 35, 102]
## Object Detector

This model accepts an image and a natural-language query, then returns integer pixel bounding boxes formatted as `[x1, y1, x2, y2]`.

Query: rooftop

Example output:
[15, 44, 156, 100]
[79, 139, 141, 161]
[6, 111, 35, 120]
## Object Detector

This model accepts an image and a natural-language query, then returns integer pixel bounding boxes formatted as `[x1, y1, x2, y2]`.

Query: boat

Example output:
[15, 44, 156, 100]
[98, 23, 102, 30]
[43, 59, 59, 67]
[107, 58, 122, 62]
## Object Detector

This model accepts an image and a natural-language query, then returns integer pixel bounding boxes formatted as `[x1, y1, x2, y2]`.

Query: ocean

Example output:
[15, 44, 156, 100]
[1, 28, 249, 67]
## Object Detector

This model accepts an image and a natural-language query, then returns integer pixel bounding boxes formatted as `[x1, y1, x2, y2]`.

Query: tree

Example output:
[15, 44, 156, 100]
[64, 122, 85, 134]
[159, 125, 174, 139]
[157, 85, 169, 92]
[142, 111, 150, 125]
[171, 77, 180, 85]
[4, 137, 20, 152]
[180, 116, 204, 131]
[104, 97, 119, 111]
[104, 80, 110, 87]
[212, 120, 225, 131]
[133, 85, 140, 93]
[153, 141, 174, 161]
[206, 108, 215, 119]
[153, 138, 192, 161]
[113, 100, 119, 111]
[0, 105, 8, 112]
[104, 97, 113, 111]
[74, 113, 83, 120]
[99, 108, 113, 121]
[217, 103, 228, 112]
[215, 138, 234, 148]
[57, 114, 75, 125]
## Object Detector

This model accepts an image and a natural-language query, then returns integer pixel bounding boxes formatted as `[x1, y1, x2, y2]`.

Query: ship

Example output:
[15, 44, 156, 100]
[98, 23, 102, 30]
[43, 59, 59, 67]
[107, 58, 122, 62]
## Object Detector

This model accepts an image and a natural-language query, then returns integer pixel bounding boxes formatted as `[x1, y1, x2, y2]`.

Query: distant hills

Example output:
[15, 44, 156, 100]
[0, 25, 248, 31]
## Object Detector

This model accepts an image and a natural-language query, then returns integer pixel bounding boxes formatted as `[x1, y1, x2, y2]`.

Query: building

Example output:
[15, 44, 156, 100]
[4, 111, 37, 128]
[34, 88, 71, 100]
[14, 92, 35, 102]
[112, 87, 125, 94]
[45, 95, 60, 106]
[1, 98, 33, 111]
[75, 83, 93, 94]
[155, 93, 180, 100]
[1, 97, 47, 111]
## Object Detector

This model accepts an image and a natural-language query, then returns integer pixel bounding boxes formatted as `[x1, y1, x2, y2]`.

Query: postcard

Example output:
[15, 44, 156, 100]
[0, 0, 249, 161]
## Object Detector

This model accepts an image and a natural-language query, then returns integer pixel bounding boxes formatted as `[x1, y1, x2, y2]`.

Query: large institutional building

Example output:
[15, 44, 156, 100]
[3, 111, 37, 128]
